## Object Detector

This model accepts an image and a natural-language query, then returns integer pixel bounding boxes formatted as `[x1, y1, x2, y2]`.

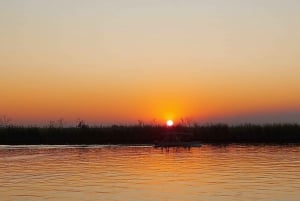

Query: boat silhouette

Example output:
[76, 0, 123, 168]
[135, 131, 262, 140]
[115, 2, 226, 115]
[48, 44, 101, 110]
[154, 131, 201, 147]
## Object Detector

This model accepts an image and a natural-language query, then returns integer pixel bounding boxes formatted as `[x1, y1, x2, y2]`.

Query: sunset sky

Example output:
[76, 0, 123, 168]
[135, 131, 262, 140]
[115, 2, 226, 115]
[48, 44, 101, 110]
[1, 0, 300, 125]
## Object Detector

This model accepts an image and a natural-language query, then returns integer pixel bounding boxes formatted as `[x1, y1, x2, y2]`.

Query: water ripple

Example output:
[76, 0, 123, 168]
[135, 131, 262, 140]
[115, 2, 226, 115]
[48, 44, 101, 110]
[0, 145, 299, 201]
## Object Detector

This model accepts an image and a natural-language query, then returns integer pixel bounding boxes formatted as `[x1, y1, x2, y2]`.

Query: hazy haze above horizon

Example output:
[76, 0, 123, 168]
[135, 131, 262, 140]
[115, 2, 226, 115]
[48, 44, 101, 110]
[1, 0, 300, 125]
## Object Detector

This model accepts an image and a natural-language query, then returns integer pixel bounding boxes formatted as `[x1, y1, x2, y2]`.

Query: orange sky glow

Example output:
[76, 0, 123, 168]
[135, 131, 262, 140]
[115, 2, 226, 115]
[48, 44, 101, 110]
[1, 0, 300, 125]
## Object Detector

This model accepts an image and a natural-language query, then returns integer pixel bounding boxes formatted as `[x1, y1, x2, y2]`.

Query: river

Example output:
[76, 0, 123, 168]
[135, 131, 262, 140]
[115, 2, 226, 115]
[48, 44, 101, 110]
[0, 144, 299, 201]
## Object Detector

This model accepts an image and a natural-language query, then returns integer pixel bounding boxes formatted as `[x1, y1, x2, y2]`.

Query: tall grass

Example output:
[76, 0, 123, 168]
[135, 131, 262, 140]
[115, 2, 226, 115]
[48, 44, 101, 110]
[0, 123, 299, 144]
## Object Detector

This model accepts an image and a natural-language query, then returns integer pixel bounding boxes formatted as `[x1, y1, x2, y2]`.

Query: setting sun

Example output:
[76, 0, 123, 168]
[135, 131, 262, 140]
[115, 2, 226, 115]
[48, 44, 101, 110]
[166, 120, 174, 127]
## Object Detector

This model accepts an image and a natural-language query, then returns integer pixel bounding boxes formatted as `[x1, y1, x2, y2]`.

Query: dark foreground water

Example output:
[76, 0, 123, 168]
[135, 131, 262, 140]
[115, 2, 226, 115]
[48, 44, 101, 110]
[0, 145, 299, 201]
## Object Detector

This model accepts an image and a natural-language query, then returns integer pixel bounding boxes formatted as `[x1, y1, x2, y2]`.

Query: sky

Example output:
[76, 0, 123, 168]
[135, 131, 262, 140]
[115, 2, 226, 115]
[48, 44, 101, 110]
[1, 0, 300, 125]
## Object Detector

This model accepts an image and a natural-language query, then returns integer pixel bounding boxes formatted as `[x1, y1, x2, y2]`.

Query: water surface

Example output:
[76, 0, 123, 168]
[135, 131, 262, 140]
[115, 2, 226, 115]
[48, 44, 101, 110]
[0, 145, 299, 201]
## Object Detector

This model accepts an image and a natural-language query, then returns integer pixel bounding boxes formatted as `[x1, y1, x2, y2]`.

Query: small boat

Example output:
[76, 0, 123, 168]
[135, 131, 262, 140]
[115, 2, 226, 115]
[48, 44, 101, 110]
[154, 141, 202, 148]
[154, 131, 201, 147]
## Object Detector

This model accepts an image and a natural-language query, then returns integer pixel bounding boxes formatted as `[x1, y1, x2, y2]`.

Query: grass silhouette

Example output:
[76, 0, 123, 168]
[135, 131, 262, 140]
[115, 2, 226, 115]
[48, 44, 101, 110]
[0, 123, 299, 145]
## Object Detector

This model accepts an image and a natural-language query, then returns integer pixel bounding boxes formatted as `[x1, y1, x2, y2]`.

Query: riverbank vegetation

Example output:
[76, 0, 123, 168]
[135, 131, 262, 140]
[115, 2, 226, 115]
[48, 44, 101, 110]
[0, 123, 300, 144]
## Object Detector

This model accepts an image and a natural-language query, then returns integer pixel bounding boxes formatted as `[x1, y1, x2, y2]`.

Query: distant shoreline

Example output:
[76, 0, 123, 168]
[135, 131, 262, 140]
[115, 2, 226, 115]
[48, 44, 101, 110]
[0, 124, 300, 145]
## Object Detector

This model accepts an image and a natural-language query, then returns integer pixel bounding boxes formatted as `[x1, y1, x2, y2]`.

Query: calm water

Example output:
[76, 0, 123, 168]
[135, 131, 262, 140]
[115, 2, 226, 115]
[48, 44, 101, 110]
[0, 145, 299, 201]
